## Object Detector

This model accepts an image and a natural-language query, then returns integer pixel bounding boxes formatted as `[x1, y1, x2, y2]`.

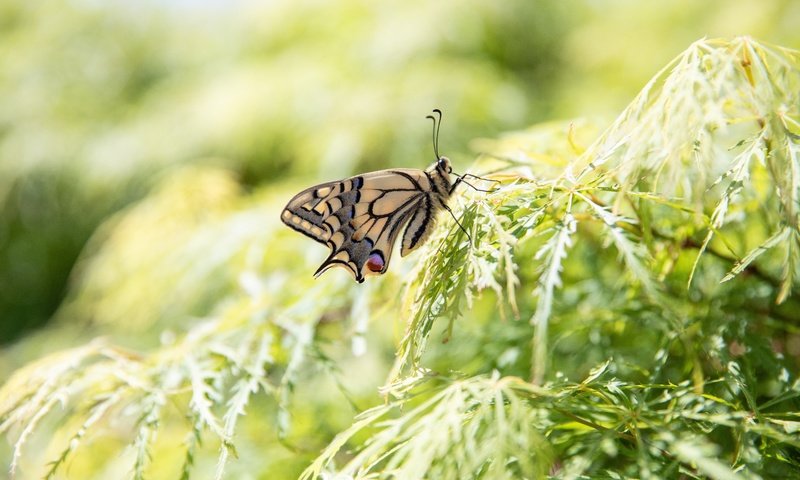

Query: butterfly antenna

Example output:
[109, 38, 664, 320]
[425, 110, 440, 160]
[432, 108, 442, 158]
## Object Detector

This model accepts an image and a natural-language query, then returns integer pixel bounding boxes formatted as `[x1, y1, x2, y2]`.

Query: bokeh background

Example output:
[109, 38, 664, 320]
[1, 0, 799, 477]
[2, 0, 799, 344]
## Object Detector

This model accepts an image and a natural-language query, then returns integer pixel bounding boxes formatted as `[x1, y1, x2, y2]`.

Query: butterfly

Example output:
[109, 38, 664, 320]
[281, 109, 492, 283]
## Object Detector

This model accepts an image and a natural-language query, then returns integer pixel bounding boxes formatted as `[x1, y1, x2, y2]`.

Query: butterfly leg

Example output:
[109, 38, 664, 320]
[448, 176, 463, 195]
[457, 178, 495, 193]
[450, 173, 499, 194]
[461, 173, 501, 185]
[442, 204, 472, 244]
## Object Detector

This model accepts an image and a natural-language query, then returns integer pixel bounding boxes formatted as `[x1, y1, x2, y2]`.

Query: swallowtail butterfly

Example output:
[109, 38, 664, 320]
[281, 110, 487, 282]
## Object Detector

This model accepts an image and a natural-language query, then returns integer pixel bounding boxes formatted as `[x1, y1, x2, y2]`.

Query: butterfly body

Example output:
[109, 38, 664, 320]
[281, 157, 455, 283]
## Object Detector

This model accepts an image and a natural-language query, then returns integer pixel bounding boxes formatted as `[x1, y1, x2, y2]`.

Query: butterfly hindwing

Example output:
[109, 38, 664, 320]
[282, 169, 442, 282]
[401, 195, 438, 256]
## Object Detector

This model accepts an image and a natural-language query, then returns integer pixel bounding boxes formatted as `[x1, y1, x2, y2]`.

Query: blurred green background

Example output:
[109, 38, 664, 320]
[1, 1, 799, 478]
[0, 0, 800, 370]
[2, 0, 797, 346]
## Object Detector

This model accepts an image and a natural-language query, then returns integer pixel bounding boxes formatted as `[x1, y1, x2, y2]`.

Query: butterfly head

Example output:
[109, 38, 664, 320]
[437, 156, 452, 175]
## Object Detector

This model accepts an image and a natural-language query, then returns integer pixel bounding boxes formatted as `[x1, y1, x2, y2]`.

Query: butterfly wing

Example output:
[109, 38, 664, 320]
[281, 169, 433, 282]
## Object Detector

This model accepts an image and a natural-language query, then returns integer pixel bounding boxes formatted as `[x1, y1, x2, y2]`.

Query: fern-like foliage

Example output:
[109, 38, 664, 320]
[1, 37, 799, 479]
[303, 374, 553, 480]
[310, 36, 800, 478]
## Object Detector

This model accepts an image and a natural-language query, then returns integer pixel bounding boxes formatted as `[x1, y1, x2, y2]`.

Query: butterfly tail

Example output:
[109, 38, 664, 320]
[314, 253, 365, 283]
